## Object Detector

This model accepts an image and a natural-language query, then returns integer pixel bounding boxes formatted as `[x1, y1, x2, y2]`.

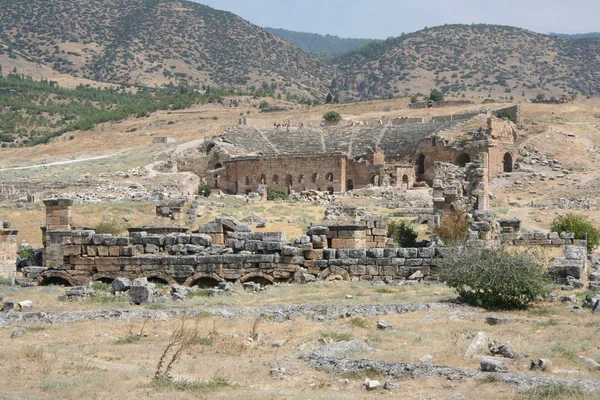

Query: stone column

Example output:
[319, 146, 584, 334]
[43, 199, 73, 268]
[44, 198, 73, 230]
[0, 221, 18, 276]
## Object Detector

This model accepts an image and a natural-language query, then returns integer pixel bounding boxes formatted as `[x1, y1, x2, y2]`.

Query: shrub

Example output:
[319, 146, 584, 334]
[496, 110, 516, 123]
[410, 95, 419, 103]
[259, 100, 270, 110]
[429, 88, 444, 102]
[438, 247, 551, 310]
[322, 111, 341, 121]
[94, 220, 126, 236]
[551, 213, 600, 252]
[388, 221, 417, 247]
[433, 210, 469, 245]
[267, 189, 288, 201]
[198, 185, 211, 197]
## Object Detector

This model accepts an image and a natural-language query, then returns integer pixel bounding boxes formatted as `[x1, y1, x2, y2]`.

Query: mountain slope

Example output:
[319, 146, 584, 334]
[550, 32, 600, 39]
[264, 28, 375, 57]
[332, 24, 600, 100]
[0, 0, 333, 97]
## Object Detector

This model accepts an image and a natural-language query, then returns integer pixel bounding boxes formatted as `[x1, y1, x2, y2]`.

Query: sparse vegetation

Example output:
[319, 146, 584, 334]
[93, 220, 127, 236]
[551, 213, 600, 252]
[433, 210, 469, 245]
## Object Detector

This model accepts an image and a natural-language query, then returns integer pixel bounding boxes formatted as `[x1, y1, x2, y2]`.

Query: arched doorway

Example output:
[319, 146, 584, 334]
[455, 152, 471, 167]
[259, 174, 266, 184]
[272, 174, 279, 184]
[370, 174, 379, 186]
[346, 179, 354, 191]
[417, 154, 425, 175]
[503, 152, 513, 172]
[214, 163, 223, 169]
[402, 174, 409, 189]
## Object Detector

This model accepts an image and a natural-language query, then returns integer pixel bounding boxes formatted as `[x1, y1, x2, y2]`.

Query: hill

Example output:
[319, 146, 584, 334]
[332, 24, 600, 100]
[264, 28, 375, 57]
[0, 0, 333, 99]
[0, 72, 232, 146]
[550, 32, 600, 39]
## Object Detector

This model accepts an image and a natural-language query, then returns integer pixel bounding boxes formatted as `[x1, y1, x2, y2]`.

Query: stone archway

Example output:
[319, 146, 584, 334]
[455, 152, 471, 167]
[347, 179, 354, 191]
[184, 273, 224, 287]
[402, 174, 409, 189]
[503, 152, 513, 173]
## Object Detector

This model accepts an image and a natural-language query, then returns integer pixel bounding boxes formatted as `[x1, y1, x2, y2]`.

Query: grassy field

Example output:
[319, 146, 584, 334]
[1, 281, 600, 400]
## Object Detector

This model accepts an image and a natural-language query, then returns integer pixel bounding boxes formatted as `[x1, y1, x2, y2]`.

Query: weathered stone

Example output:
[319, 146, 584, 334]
[530, 358, 552, 372]
[17, 300, 33, 311]
[377, 321, 393, 330]
[489, 341, 519, 359]
[480, 357, 508, 373]
[363, 378, 381, 391]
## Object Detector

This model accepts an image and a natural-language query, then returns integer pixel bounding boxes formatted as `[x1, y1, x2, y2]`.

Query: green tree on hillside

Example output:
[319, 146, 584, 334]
[429, 88, 444, 102]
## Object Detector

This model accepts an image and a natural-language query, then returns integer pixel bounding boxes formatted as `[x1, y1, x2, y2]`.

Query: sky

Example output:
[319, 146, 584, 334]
[193, 0, 599, 39]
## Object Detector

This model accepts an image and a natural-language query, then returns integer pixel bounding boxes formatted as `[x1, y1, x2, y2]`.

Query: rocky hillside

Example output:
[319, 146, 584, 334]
[264, 28, 375, 58]
[0, 0, 333, 98]
[332, 24, 600, 100]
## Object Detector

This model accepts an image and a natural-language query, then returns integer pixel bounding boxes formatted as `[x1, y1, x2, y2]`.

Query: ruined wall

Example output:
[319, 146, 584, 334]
[0, 221, 17, 276]
[492, 105, 520, 123]
[222, 155, 347, 194]
[432, 154, 489, 214]
[407, 100, 474, 109]
[29, 200, 586, 286]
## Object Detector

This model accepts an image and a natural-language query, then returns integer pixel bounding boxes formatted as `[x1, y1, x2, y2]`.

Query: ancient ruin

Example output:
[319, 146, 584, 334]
[178, 106, 519, 195]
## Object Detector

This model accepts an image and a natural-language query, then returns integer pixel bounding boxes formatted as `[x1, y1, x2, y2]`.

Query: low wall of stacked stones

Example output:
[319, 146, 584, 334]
[30, 227, 445, 286]
[29, 227, 586, 287]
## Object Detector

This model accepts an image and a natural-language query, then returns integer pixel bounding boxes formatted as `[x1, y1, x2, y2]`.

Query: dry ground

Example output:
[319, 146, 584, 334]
[1, 282, 600, 400]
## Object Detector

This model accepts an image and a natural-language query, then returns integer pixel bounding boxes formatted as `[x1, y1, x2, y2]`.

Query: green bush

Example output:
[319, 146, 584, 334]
[388, 221, 418, 247]
[438, 247, 551, 310]
[496, 110, 516, 123]
[322, 111, 341, 121]
[267, 189, 288, 201]
[551, 213, 599, 252]
[429, 88, 444, 102]
[198, 185, 212, 197]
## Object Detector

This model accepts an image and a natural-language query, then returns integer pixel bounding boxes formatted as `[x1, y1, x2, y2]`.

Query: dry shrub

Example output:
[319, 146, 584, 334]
[433, 210, 469, 245]
[154, 317, 200, 381]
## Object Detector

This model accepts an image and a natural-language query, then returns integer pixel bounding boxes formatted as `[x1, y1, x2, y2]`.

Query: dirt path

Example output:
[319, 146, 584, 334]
[0, 154, 115, 172]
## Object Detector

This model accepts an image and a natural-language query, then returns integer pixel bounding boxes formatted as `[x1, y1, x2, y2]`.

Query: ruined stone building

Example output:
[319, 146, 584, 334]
[178, 106, 519, 194]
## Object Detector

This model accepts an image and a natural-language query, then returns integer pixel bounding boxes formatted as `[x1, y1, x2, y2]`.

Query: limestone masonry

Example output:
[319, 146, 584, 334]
[17, 195, 586, 287]
[178, 106, 519, 195]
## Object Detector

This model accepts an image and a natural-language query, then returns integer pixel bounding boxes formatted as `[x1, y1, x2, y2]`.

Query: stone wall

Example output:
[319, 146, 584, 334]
[28, 200, 586, 286]
[407, 100, 474, 109]
[0, 221, 18, 276]
[432, 154, 489, 214]
[222, 154, 348, 194]
[493, 105, 520, 123]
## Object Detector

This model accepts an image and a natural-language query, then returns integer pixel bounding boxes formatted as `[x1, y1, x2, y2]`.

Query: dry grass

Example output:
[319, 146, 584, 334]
[2, 281, 599, 399]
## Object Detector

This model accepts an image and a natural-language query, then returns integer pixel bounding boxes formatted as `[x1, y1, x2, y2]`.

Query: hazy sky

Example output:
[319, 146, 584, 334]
[193, 0, 599, 39]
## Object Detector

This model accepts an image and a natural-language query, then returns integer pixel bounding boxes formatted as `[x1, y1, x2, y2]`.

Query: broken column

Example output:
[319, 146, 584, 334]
[42, 198, 74, 268]
[0, 221, 18, 276]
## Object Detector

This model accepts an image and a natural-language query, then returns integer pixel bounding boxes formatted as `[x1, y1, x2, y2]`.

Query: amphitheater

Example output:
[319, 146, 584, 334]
[178, 106, 519, 195]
